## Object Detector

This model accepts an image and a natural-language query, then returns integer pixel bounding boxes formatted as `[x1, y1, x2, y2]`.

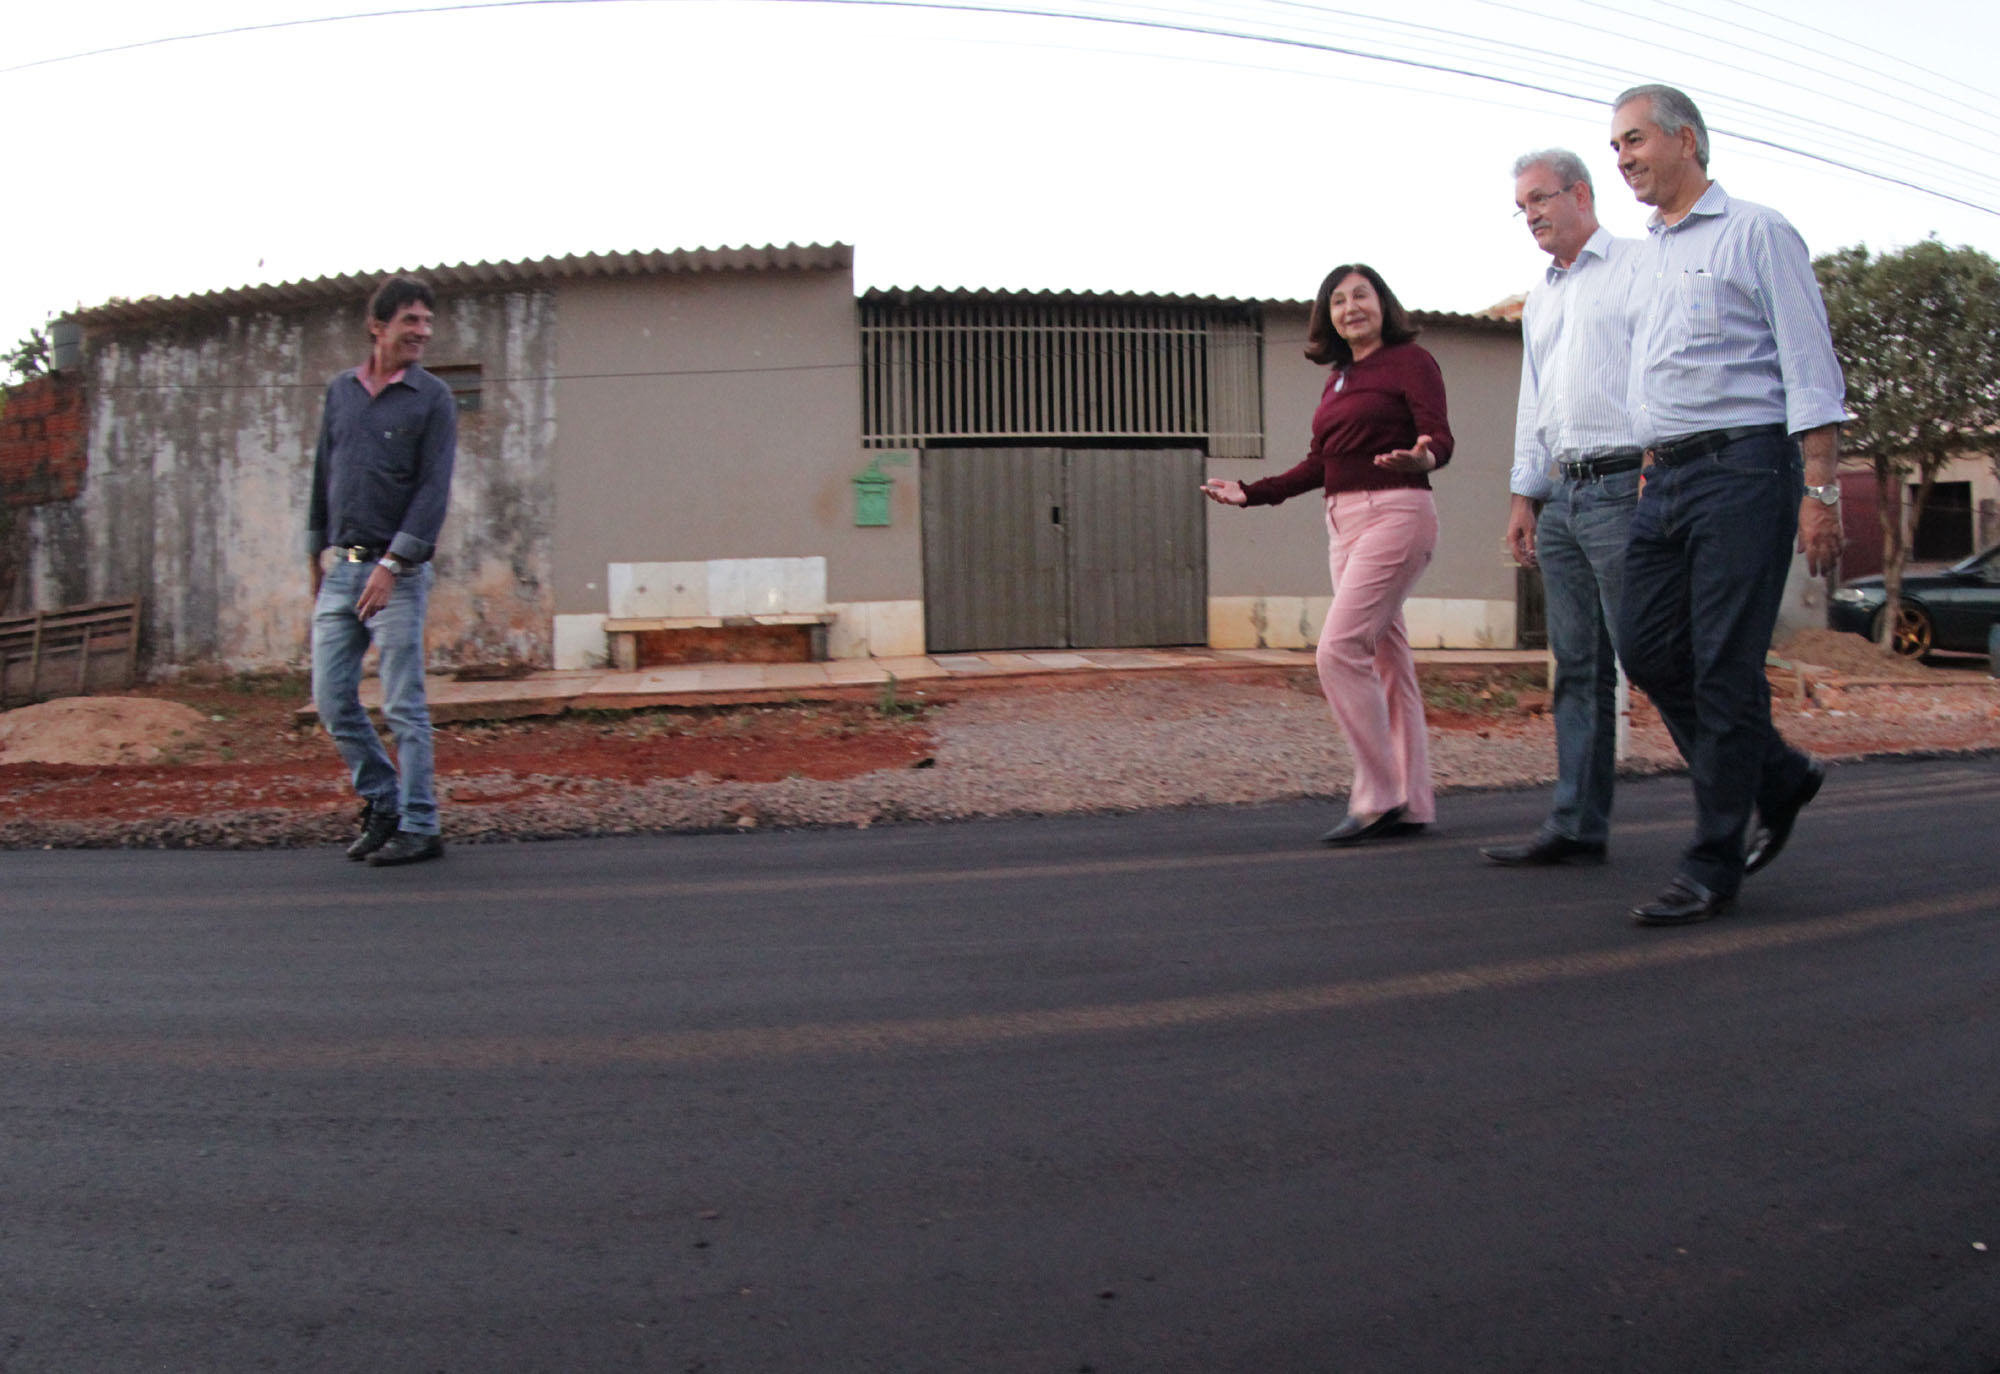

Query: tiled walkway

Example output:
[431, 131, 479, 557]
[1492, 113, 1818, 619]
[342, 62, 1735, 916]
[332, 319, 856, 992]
[318, 646, 1551, 723]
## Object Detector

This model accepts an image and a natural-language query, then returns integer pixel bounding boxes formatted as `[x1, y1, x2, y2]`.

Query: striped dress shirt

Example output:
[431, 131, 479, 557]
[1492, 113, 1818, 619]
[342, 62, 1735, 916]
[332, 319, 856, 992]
[1626, 181, 1846, 447]
[1511, 226, 1646, 501]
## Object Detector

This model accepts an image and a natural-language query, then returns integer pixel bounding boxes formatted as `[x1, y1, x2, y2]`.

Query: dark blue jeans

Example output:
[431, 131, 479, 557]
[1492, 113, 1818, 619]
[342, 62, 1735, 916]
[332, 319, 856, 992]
[1617, 433, 1813, 897]
[1536, 467, 1638, 846]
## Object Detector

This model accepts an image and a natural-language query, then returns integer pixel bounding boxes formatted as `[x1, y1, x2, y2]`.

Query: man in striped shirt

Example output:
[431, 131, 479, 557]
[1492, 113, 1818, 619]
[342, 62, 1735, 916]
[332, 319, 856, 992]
[1610, 84, 1846, 927]
[1484, 148, 1645, 870]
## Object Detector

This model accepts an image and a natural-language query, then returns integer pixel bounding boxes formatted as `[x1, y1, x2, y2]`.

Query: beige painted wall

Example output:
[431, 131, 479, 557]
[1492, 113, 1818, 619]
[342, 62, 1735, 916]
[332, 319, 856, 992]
[549, 268, 923, 617]
[1204, 304, 1523, 605]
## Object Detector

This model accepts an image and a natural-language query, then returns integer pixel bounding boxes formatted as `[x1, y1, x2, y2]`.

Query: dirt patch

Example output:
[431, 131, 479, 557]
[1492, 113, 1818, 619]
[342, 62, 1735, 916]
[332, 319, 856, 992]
[1774, 626, 1975, 680]
[0, 698, 214, 766]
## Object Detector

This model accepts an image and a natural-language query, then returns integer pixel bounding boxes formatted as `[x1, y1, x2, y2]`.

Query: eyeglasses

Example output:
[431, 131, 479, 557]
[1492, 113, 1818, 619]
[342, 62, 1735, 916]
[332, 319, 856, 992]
[1513, 183, 1578, 217]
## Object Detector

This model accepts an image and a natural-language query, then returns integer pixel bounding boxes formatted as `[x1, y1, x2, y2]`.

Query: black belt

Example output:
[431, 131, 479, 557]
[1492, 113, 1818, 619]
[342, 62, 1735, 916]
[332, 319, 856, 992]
[1557, 449, 1644, 481]
[1647, 424, 1787, 468]
[337, 544, 387, 562]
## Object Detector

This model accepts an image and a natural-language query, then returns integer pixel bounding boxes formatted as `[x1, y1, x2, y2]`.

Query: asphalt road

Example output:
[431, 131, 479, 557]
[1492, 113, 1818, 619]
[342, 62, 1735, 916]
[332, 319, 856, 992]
[2, 756, 1997, 1374]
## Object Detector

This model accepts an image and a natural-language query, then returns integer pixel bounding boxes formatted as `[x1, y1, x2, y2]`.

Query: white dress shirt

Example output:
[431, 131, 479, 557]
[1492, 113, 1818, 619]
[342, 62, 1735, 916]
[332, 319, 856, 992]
[1626, 181, 1846, 447]
[1511, 226, 1645, 501]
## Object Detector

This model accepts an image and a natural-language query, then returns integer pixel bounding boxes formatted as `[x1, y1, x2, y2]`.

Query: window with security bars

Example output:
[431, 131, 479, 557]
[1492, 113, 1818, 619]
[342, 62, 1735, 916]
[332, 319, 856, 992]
[860, 297, 1263, 457]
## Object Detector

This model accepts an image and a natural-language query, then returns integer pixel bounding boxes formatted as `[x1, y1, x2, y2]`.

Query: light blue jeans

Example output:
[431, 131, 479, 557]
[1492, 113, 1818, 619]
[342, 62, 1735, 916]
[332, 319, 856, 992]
[311, 560, 438, 835]
[1535, 467, 1638, 845]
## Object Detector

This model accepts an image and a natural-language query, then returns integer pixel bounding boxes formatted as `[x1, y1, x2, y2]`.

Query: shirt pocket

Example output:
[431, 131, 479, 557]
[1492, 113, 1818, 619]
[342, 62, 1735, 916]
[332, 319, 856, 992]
[375, 424, 422, 477]
[1677, 270, 1722, 344]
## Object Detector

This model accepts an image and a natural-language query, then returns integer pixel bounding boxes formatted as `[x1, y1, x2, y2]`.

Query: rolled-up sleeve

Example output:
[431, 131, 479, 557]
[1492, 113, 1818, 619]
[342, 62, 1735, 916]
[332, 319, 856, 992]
[1758, 218, 1847, 435]
[387, 387, 458, 563]
[1510, 294, 1554, 500]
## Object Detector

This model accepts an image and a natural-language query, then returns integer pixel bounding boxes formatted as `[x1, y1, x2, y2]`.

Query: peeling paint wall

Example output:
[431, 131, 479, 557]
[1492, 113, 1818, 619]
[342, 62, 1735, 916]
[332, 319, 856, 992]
[27, 290, 557, 672]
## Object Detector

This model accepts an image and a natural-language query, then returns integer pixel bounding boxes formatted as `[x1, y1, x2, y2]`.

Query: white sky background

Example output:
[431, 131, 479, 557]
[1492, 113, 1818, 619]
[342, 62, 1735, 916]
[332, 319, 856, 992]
[4, 0, 1999, 352]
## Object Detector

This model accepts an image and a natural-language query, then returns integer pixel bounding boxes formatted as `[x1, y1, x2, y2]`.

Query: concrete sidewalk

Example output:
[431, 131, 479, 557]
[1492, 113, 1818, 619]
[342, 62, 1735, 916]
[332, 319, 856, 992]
[303, 645, 1553, 724]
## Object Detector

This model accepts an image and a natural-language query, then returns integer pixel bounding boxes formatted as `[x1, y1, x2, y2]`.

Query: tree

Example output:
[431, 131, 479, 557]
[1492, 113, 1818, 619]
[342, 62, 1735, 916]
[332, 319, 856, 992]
[1814, 240, 2000, 653]
[3, 323, 50, 385]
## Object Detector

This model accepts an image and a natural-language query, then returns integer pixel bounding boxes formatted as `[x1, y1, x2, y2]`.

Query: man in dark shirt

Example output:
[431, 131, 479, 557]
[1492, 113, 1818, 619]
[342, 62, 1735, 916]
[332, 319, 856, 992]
[307, 276, 457, 866]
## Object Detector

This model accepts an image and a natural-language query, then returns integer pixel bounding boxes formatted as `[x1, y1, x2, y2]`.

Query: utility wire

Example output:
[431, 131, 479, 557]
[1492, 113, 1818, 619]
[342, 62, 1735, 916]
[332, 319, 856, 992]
[5, 0, 1996, 216]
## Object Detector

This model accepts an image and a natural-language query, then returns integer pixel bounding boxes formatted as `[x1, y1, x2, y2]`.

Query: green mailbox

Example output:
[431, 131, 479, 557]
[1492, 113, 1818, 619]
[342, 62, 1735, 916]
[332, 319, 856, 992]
[852, 453, 909, 526]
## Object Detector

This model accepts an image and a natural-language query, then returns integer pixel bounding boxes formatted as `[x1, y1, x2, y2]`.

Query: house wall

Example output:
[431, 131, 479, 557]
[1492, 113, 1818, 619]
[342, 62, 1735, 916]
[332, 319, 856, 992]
[549, 267, 926, 661]
[1204, 305, 1526, 649]
[23, 289, 557, 672]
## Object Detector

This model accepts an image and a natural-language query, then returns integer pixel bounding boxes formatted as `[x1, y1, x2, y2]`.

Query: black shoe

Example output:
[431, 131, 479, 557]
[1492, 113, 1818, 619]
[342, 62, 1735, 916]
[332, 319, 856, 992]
[365, 831, 444, 867]
[345, 803, 401, 861]
[1480, 832, 1608, 866]
[1631, 878, 1732, 927]
[1321, 806, 1407, 846]
[1745, 760, 1825, 876]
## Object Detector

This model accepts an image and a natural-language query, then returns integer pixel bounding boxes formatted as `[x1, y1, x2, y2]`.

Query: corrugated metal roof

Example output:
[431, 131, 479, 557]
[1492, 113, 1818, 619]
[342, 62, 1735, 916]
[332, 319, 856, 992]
[864, 284, 1518, 331]
[69, 243, 854, 326]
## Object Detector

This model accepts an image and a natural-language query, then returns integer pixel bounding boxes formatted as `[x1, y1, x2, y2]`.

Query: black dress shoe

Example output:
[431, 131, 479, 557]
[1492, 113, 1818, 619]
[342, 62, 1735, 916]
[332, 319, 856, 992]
[1630, 878, 1732, 927]
[345, 803, 401, 861]
[366, 832, 444, 867]
[1480, 832, 1608, 866]
[1745, 760, 1825, 876]
[1321, 806, 1407, 846]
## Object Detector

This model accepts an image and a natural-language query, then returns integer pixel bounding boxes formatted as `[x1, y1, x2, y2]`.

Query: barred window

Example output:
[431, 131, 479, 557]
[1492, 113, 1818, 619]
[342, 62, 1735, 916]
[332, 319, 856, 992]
[860, 295, 1262, 457]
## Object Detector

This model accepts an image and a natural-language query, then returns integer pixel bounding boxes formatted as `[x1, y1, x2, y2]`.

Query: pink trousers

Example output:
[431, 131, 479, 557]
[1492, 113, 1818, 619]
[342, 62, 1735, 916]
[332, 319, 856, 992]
[1317, 488, 1439, 822]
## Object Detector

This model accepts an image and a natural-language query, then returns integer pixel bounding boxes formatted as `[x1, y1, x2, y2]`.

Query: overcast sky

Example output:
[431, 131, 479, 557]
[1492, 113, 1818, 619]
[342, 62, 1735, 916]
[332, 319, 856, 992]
[5, 0, 1998, 355]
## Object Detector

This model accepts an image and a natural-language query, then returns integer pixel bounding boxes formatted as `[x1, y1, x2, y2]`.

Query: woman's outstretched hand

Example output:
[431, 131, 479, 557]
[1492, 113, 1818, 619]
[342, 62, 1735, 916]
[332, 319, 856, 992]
[1373, 435, 1438, 474]
[1200, 478, 1248, 506]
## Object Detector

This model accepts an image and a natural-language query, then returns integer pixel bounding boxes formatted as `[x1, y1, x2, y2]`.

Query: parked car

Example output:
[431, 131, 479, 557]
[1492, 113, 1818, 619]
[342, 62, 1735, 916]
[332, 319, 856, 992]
[1827, 541, 2000, 657]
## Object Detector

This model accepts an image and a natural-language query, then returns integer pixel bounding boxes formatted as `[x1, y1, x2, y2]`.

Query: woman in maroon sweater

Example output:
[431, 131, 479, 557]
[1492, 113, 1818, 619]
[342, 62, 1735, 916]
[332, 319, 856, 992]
[1203, 264, 1453, 844]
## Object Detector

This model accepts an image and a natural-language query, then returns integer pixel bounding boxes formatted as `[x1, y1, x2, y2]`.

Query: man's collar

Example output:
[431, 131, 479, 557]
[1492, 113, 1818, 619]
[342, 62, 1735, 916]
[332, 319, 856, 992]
[1647, 180, 1728, 232]
[1546, 224, 1614, 282]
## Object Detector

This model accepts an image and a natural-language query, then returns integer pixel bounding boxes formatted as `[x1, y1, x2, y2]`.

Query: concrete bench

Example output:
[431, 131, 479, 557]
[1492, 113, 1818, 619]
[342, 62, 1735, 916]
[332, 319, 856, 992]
[603, 613, 835, 670]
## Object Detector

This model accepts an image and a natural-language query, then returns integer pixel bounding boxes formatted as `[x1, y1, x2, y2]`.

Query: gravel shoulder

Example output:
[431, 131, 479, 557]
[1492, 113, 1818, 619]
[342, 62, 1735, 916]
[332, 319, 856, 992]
[2, 640, 1994, 850]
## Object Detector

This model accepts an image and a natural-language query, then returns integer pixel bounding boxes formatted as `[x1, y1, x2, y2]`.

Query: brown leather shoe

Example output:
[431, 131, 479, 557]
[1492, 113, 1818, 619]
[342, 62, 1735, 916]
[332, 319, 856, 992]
[1630, 878, 1732, 927]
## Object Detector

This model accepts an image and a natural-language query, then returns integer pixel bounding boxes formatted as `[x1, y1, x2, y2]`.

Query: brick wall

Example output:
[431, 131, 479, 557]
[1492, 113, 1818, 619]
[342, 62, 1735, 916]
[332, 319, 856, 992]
[0, 371, 87, 507]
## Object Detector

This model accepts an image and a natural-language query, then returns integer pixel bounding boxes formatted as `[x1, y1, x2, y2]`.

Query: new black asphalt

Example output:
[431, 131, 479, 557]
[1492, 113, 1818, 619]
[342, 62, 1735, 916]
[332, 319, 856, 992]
[3, 757, 1996, 1372]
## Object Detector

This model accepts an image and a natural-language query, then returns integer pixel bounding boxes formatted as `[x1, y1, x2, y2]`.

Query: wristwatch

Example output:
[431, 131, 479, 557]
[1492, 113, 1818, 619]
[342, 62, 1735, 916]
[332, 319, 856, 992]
[379, 553, 409, 576]
[1804, 483, 1841, 506]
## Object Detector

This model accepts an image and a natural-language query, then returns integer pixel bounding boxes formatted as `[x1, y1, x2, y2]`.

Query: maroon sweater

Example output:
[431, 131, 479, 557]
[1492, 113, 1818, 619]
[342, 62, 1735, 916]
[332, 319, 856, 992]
[1242, 341, 1454, 506]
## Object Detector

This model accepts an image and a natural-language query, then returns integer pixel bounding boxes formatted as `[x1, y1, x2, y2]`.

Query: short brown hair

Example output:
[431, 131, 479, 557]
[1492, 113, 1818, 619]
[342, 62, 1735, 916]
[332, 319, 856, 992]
[1304, 263, 1419, 367]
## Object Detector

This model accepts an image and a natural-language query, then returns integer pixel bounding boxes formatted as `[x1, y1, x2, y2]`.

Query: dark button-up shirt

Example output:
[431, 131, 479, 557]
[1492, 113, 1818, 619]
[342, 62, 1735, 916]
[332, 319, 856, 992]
[306, 363, 457, 561]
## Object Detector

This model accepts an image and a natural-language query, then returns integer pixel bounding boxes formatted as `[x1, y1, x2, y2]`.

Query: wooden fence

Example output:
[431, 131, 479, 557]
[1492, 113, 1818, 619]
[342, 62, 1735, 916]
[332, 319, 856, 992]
[0, 601, 142, 707]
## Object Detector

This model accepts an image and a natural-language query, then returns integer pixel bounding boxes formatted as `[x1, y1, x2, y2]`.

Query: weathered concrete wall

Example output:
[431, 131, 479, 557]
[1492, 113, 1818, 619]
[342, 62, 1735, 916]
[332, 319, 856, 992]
[1205, 306, 1523, 604]
[549, 267, 922, 616]
[24, 291, 557, 672]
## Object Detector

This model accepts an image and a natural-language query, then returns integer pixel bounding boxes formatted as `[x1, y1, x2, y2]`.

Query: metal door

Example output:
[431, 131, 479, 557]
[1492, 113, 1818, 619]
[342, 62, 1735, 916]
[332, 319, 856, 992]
[921, 448, 1068, 652]
[921, 448, 1207, 652]
[1065, 449, 1207, 647]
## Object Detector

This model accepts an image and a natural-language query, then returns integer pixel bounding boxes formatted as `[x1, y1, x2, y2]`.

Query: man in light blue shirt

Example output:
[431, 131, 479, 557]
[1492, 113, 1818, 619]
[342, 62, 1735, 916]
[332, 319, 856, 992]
[1484, 148, 1645, 870]
[1610, 84, 1846, 927]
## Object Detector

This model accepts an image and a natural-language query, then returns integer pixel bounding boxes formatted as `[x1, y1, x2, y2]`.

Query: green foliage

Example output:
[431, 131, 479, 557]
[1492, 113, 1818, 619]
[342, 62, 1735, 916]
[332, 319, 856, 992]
[1814, 240, 2000, 468]
[3, 324, 50, 386]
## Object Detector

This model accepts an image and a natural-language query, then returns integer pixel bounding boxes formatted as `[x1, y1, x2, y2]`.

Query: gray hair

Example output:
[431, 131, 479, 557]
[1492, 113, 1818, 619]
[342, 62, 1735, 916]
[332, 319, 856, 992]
[1512, 148, 1593, 195]
[1614, 83, 1710, 169]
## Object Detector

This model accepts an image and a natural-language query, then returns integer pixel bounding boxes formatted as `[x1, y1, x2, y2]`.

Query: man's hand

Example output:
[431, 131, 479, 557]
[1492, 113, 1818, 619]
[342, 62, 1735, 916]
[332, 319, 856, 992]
[1199, 478, 1248, 507]
[309, 553, 323, 601]
[1374, 435, 1438, 474]
[1505, 493, 1541, 567]
[1797, 499, 1843, 577]
[355, 564, 397, 621]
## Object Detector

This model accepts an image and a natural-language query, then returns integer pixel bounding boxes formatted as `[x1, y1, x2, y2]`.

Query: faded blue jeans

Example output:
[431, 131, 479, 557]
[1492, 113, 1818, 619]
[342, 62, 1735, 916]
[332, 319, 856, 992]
[1536, 465, 1638, 846]
[311, 559, 438, 835]
[1617, 433, 1813, 898]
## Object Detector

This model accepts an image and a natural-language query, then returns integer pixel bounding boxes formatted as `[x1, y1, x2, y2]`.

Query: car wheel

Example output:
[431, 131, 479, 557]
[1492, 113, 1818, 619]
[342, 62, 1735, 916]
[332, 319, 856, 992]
[1873, 601, 1934, 657]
